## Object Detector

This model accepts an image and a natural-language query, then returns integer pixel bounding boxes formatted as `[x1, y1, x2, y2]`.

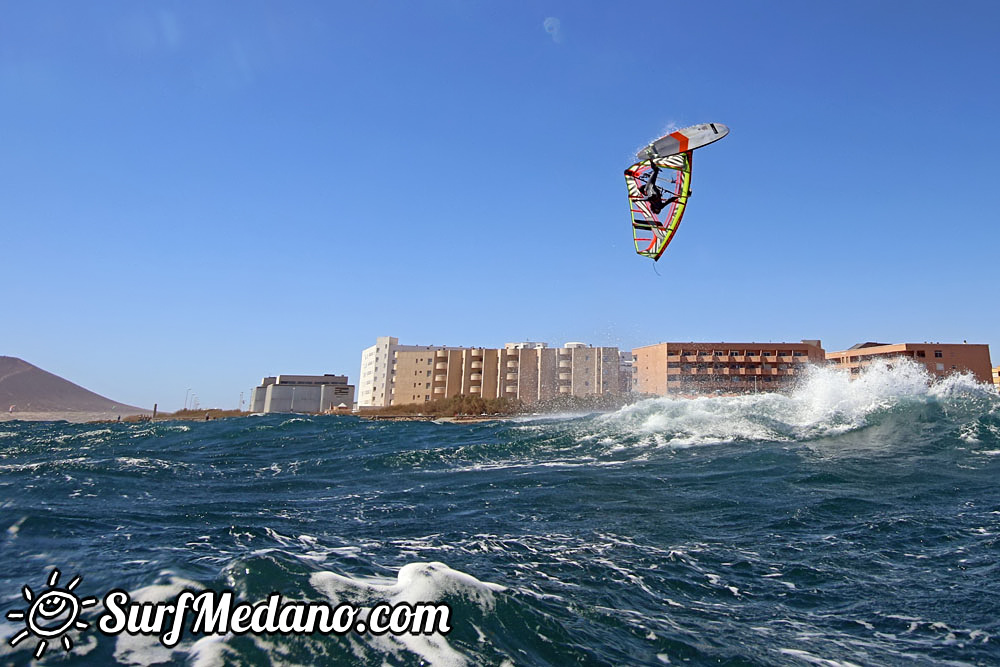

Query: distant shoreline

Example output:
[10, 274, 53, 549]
[0, 410, 516, 425]
[361, 414, 509, 423]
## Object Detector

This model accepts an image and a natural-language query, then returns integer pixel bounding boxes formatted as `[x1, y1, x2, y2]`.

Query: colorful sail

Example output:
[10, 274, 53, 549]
[624, 151, 692, 261]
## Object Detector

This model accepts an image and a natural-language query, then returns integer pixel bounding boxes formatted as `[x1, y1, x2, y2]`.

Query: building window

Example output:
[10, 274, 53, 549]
[936, 363, 945, 371]
[916, 351, 926, 358]
[934, 350, 943, 358]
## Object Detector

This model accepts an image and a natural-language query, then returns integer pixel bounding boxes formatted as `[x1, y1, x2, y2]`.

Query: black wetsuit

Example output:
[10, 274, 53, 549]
[643, 162, 676, 215]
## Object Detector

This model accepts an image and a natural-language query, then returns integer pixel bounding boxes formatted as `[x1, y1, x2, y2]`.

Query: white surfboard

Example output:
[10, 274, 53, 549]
[638, 123, 729, 160]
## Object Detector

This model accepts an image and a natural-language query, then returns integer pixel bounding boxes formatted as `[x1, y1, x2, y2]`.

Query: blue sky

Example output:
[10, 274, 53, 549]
[2, 1, 998, 411]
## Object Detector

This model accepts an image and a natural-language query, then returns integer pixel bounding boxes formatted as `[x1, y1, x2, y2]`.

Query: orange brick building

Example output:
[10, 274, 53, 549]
[632, 340, 826, 396]
[826, 342, 992, 383]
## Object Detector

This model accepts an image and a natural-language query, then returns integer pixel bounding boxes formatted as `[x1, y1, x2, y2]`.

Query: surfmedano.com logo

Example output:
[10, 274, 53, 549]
[6, 567, 453, 658]
[5, 568, 98, 659]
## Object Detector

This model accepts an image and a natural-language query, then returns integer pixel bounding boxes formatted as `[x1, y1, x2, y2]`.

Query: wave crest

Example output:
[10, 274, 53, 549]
[598, 359, 997, 448]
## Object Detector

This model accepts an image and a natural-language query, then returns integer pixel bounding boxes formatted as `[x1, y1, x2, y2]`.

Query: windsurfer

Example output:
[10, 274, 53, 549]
[642, 160, 678, 215]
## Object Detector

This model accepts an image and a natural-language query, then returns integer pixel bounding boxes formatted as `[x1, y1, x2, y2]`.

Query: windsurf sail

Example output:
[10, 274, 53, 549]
[624, 151, 692, 261]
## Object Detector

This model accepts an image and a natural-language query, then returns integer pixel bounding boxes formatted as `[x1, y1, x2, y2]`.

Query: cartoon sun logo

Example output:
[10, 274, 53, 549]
[6, 568, 98, 659]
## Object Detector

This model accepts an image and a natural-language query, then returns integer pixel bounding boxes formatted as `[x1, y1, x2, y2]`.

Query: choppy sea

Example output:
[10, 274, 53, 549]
[1, 360, 999, 666]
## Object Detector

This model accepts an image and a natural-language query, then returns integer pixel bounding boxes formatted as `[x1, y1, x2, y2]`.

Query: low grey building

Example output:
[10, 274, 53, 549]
[250, 374, 355, 414]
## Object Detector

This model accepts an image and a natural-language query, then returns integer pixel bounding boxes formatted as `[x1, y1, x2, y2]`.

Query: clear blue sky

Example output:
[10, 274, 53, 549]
[3, 1, 998, 411]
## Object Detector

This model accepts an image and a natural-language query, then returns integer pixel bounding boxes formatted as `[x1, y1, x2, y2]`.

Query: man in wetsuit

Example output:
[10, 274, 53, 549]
[641, 160, 678, 216]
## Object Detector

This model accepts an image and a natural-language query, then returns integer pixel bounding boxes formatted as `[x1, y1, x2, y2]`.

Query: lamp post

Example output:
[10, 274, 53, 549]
[184, 388, 192, 411]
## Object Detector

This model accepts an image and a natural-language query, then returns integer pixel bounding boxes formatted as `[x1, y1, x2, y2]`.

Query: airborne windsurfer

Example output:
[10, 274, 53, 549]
[626, 123, 727, 261]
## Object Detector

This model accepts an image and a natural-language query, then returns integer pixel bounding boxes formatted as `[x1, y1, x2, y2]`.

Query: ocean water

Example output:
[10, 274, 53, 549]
[1, 361, 999, 666]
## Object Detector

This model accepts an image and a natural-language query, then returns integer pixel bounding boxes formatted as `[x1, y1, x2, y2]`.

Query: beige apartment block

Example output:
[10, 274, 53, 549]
[362, 337, 623, 407]
[993, 366, 1000, 392]
[826, 342, 992, 383]
[632, 340, 826, 396]
[501, 342, 621, 404]
[358, 336, 467, 407]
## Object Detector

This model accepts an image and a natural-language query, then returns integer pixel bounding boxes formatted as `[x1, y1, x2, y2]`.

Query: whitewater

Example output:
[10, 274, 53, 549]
[0, 360, 998, 665]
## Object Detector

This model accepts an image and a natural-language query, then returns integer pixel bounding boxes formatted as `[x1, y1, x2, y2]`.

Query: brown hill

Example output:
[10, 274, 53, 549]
[0, 356, 148, 417]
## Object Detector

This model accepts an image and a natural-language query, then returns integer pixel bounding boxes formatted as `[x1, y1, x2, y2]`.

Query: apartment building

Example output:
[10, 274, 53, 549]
[826, 342, 992, 383]
[632, 340, 826, 396]
[358, 336, 465, 407]
[501, 342, 621, 404]
[360, 337, 623, 407]
[993, 366, 1000, 393]
[618, 350, 634, 394]
[249, 374, 355, 414]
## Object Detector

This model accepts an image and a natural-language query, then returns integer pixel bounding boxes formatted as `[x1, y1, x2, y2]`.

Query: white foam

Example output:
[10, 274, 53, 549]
[597, 359, 998, 449]
[311, 562, 505, 667]
[6, 515, 26, 536]
[112, 572, 204, 665]
[777, 648, 863, 667]
[187, 633, 233, 667]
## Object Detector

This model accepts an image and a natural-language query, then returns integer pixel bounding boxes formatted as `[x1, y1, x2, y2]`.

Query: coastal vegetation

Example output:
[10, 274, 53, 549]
[361, 392, 643, 418]
[114, 408, 247, 423]
[362, 394, 523, 417]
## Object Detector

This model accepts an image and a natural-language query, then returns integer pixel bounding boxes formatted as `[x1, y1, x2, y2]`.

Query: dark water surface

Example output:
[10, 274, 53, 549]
[1, 363, 998, 665]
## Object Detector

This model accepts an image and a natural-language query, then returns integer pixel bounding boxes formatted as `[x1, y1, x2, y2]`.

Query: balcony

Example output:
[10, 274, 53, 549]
[559, 372, 572, 381]
[433, 386, 445, 394]
[559, 360, 571, 368]
[434, 375, 447, 382]
[435, 362, 447, 370]
[558, 386, 571, 393]
[506, 360, 518, 368]
[470, 361, 482, 369]
[506, 373, 518, 381]
[470, 386, 481, 393]
[504, 386, 517, 393]
[470, 373, 483, 381]
[435, 350, 448, 358]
